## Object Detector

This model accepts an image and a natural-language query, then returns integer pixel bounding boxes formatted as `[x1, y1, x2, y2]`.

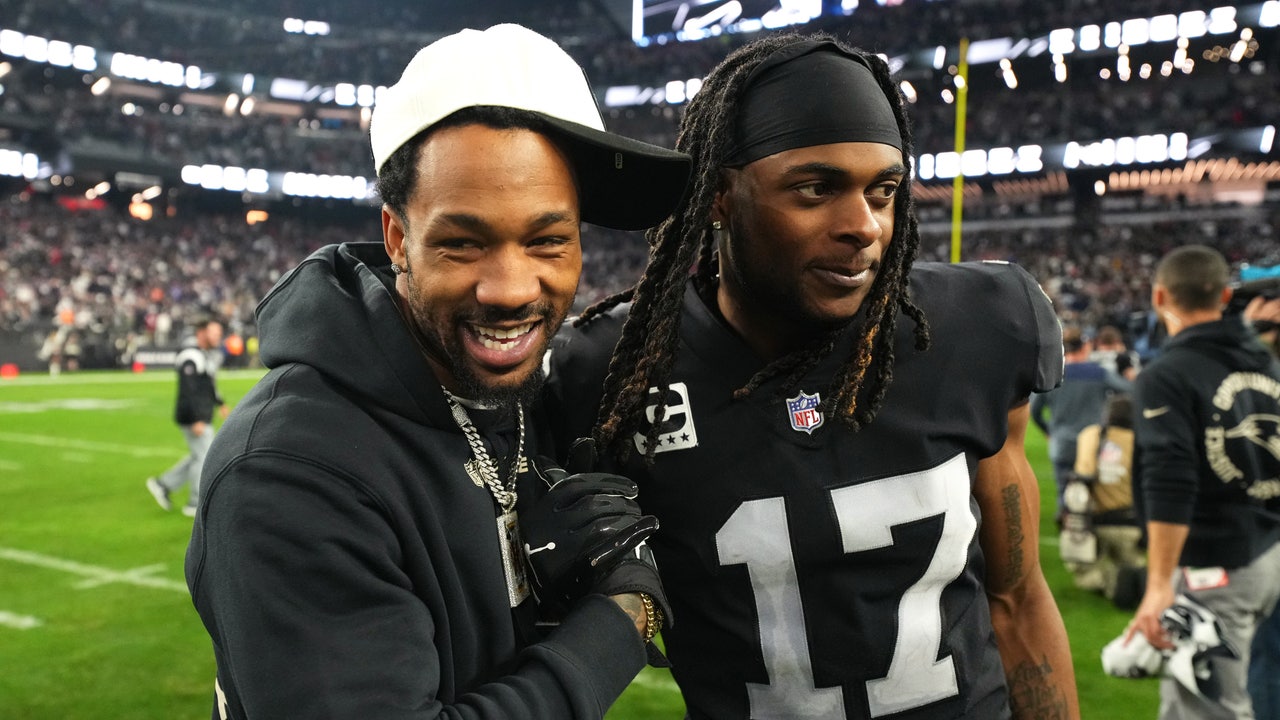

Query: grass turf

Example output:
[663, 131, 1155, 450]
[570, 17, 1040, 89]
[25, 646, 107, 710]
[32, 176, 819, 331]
[0, 369, 1157, 718]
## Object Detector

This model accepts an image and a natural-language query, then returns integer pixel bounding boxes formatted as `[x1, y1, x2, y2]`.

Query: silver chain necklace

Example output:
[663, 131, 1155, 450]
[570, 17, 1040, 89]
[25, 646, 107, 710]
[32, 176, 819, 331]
[441, 390, 530, 606]
[441, 390, 524, 513]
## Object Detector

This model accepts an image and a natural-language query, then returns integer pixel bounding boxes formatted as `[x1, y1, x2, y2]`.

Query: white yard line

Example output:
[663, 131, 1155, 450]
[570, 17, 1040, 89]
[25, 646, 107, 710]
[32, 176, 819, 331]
[0, 610, 42, 630]
[0, 547, 187, 594]
[0, 369, 264, 388]
[0, 432, 177, 457]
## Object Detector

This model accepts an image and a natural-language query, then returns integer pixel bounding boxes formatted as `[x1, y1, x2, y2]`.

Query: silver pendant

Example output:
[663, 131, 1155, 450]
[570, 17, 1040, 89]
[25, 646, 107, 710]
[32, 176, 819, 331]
[497, 510, 530, 607]
[464, 458, 485, 487]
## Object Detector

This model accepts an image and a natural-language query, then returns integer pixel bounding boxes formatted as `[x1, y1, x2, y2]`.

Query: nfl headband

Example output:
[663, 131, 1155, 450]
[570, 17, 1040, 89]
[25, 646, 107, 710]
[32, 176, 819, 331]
[724, 40, 902, 167]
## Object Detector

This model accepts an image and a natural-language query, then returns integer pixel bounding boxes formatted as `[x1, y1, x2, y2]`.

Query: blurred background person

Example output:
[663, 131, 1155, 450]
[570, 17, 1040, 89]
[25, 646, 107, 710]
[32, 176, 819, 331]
[1244, 292, 1280, 720]
[1067, 393, 1145, 607]
[1127, 245, 1280, 719]
[1090, 324, 1141, 381]
[1032, 325, 1132, 522]
[145, 317, 227, 517]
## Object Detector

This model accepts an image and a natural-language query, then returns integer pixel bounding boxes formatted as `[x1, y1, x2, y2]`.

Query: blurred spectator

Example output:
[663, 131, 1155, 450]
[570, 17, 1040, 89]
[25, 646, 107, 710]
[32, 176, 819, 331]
[1090, 324, 1141, 381]
[1069, 393, 1144, 603]
[1031, 325, 1133, 518]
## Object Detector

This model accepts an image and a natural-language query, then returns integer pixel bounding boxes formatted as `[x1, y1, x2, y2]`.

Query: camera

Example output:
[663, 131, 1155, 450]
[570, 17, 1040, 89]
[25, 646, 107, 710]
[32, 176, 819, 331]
[1227, 265, 1280, 333]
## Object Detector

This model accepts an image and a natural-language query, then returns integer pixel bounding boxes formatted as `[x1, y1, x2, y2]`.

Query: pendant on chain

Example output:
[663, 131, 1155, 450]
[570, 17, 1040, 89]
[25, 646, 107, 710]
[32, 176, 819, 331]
[497, 510, 530, 607]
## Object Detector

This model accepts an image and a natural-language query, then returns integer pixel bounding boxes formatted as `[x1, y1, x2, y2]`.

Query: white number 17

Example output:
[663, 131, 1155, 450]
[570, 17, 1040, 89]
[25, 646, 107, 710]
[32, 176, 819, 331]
[715, 454, 975, 719]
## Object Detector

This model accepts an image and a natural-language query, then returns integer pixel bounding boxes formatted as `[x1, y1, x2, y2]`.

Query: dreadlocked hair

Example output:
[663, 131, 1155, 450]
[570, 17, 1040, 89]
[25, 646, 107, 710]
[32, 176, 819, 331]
[588, 33, 931, 463]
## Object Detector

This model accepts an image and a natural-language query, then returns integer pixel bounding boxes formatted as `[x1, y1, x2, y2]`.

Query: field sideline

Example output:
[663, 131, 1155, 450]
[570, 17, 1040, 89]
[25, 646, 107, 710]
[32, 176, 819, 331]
[0, 370, 1157, 718]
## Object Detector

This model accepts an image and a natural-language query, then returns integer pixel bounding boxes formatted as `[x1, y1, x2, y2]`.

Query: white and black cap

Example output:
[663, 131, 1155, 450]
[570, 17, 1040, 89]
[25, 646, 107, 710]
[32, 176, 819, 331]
[370, 24, 691, 231]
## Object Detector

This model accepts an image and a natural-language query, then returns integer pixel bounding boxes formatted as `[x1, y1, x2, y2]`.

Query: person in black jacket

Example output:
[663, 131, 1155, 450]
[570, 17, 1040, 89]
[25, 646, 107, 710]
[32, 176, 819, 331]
[184, 25, 691, 720]
[145, 317, 226, 517]
[1125, 244, 1280, 719]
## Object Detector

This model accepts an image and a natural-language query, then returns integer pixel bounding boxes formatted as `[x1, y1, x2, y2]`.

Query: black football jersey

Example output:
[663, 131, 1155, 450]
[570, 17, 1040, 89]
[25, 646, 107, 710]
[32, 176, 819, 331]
[546, 261, 1063, 719]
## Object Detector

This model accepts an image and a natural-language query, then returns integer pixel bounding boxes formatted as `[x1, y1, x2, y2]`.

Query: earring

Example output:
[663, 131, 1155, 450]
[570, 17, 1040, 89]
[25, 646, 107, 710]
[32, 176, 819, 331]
[391, 263, 403, 275]
[711, 220, 722, 231]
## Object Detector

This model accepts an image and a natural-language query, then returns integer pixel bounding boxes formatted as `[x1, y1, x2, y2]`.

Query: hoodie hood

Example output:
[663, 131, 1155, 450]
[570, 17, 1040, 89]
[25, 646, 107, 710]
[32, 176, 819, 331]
[1167, 317, 1278, 374]
[256, 242, 448, 424]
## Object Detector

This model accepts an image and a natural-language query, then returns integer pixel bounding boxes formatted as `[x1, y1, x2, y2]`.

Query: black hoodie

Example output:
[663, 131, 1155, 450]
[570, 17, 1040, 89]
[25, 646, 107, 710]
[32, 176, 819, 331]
[185, 242, 644, 719]
[1134, 317, 1280, 568]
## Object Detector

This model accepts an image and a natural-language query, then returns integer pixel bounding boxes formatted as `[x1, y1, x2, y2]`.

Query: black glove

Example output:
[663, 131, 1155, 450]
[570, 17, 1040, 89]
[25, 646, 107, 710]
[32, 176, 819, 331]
[589, 535, 674, 667]
[522, 439, 659, 614]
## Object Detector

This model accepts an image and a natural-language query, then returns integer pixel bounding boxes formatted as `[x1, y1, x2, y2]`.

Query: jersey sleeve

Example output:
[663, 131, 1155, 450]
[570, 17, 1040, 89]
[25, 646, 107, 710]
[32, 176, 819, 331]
[1000, 261, 1065, 394]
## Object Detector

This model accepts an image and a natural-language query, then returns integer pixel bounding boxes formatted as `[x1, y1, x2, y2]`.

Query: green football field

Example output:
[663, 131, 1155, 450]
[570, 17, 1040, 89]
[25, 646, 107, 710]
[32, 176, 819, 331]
[0, 369, 1158, 719]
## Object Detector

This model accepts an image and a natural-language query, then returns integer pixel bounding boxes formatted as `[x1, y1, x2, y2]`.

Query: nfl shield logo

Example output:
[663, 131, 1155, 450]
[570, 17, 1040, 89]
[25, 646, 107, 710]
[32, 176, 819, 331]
[786, 391, 824, 434]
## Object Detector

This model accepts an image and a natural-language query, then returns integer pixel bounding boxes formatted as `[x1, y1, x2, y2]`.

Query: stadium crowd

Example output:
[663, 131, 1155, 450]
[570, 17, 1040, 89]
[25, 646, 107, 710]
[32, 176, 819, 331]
[0, 0, 1234, 86]
[3, 0, 1274, 179]
[1, 0, 1276, 369]
[0, 197, 654, 368]
[3, 193, 1275, 371]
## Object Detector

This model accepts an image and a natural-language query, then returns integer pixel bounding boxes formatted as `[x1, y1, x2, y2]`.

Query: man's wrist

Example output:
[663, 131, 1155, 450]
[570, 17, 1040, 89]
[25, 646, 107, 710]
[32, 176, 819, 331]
[610, 592, 647, 637]
[639, 592, 664, 641]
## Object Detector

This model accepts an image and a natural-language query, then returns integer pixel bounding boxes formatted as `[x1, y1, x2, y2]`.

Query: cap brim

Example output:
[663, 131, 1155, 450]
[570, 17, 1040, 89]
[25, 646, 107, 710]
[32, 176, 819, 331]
[535, 114, 691, 231]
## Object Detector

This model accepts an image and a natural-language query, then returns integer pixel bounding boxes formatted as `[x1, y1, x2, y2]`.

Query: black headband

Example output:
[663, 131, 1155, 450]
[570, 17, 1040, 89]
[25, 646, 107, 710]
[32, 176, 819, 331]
[724, 40, 903, 167]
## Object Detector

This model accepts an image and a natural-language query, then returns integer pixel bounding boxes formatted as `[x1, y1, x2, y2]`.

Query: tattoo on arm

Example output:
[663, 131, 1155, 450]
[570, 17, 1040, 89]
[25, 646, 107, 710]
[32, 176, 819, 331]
[1001, 484, 1024, 585]
[611, 593, 646, 637]
[1007, 656, 1069, 719]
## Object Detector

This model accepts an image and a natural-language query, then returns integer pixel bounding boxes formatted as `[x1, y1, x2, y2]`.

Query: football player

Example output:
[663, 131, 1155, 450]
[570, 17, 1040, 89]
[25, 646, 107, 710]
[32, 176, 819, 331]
[545, 33, 1080, 719]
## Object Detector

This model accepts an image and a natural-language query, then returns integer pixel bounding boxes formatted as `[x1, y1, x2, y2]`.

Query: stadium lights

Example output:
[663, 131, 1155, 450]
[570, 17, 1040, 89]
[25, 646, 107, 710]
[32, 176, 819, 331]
[223, 93, 240, 116]
[283, 18, 331, 36]
[90, 76, 110, 95]
[999, 59, 1018, 89]
[281, 172, 370, 200]
[128, 202, 153, 221]
[1079, 25, 1101, 51]
[899, 80, 917, 103]
[1263, 125, 1276, 153]
[1053, 53, 1068, 82]
[181, 164, 269, 194]
[239, 96, 256, 117]
[0, 28, 96, 70]
[1263, 0, 1280, 26]
[1063, 133, 1189, 169]
[915, 145, 1044, 180]
[0, 148, 39, 179]
[109, 51, 201, 89]
[1107, 158, 1280, 189]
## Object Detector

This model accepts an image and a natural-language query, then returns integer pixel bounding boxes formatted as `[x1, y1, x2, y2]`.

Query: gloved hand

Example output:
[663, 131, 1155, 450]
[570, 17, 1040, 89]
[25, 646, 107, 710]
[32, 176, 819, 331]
[1101, 629, 1165, 678]
[521, 438, 659, 614]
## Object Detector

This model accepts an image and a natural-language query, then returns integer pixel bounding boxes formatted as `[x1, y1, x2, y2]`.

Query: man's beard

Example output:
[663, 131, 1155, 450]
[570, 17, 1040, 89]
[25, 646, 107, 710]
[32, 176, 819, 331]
[452, 363, 548, 409]
[405, 292, 564, 409]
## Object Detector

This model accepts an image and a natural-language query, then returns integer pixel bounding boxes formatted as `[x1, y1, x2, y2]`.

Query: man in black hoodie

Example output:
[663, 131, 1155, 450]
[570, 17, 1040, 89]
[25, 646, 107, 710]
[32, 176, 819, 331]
[146, 317, 226, 517]
[1126, 244, 1280, 719]
[184, 24, 690, 720]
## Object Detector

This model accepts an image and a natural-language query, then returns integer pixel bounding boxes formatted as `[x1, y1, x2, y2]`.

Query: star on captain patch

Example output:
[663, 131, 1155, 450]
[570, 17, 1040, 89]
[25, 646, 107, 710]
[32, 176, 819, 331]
[786, 391, 824, 434]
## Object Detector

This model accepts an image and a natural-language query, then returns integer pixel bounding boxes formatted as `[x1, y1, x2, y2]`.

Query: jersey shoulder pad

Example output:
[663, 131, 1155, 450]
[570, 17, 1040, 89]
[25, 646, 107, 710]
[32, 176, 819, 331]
[551, 302, 629, 381]
[910, 261, 1063, 393]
